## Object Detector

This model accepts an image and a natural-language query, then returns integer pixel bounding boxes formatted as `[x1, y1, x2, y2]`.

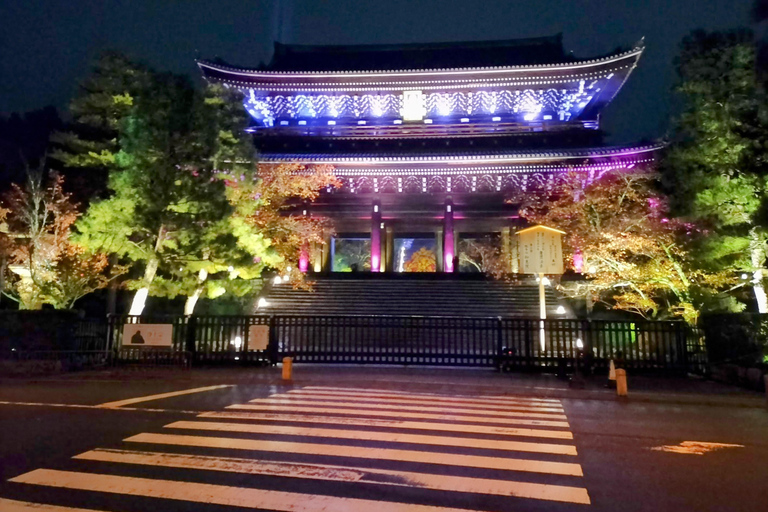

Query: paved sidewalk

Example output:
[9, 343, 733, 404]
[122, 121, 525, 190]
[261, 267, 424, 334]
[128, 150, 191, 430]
[9, 365, 766, 408]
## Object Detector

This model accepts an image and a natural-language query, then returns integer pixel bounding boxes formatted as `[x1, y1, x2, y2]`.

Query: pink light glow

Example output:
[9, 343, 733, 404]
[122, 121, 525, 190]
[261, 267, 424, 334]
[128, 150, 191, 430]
[299, 246, 309, 273]
[443, 201, 455, 273]
[445, 251, 455, 272]
[298, 256, 309, 273]
[371, 202, 381, 272]
[573, 250, 584, 273]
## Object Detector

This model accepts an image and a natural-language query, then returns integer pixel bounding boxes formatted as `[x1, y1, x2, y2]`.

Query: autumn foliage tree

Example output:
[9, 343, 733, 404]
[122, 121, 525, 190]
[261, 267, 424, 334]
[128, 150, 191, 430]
[520, 167, 737, 324]
[457, 235, 509, 278]
[223, 163, 341, 286]
[0, 169, 121, 309]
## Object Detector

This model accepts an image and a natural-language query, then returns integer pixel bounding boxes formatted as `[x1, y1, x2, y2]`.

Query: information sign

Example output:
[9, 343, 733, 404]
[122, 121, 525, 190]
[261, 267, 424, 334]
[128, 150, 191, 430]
[122, 324, 173, 347]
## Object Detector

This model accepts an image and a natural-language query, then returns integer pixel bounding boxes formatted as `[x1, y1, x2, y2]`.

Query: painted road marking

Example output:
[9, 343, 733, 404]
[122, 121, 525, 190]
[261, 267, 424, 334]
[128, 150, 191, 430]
[0, 498, 105, 512]
[301, 386, 561, 403]
[230, 402, 568, 421]
[288, 388, 562, 406]
[96, 385, 232, 408]
[124, 432, 584, 476]
[271, 393, 565, 413]
[76, 448, 590, 504]
[0, 400, 203, 414]
[165, 420, 578, 455]
[9, 469, 488, 512]
[199, 411, 573, 436]
[650, 441, 745, 455]
[248, 398, 564, 415]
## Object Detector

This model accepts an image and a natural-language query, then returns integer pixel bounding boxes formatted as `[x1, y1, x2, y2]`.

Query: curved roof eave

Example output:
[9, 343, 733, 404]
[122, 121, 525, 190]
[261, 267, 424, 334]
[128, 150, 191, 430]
[258, 142, 664, 166]
[197, 45, 644, 82]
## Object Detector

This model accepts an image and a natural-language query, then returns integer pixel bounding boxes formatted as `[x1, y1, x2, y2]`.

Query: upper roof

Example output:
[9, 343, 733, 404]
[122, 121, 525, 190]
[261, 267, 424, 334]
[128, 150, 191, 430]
[198, 34, 643, 80]
[266, 34, 577, 72]
[198, 34, 644, 139]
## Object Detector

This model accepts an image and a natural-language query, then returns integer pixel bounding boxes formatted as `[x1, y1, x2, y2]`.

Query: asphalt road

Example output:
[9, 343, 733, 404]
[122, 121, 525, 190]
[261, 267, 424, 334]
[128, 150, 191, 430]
[0, 371, 766, 511]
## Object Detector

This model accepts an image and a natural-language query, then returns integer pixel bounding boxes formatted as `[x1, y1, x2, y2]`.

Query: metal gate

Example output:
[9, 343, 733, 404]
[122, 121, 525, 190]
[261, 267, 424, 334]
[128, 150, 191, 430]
[107, 314, 696, 373]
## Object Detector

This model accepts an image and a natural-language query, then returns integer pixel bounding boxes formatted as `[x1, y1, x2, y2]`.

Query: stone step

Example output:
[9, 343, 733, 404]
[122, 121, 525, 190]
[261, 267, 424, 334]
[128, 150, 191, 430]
[259, 277, 568, 318]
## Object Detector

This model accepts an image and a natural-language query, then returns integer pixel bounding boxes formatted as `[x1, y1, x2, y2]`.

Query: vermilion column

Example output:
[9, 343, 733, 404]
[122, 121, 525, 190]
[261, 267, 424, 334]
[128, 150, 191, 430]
[299, 208, 310, 273]
[371, 201, 382, 272]
[444, 200, 455, 272]
[298, 244, 309, 273]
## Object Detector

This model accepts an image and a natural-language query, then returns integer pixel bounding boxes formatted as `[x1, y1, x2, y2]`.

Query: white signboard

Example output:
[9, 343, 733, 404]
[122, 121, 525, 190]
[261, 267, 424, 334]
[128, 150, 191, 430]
[401, 90, 426, 121]
[122, 324, 173, 347]
[248, 325, 270, 351]
[517, 226, 565, 275]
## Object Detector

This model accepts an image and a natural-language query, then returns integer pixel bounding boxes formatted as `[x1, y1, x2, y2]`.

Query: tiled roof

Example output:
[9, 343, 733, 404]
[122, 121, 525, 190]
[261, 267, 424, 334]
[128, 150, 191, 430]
[266, 34, 572, 72]
[197, 37, 643, 78]
[258, 143, 663, 164]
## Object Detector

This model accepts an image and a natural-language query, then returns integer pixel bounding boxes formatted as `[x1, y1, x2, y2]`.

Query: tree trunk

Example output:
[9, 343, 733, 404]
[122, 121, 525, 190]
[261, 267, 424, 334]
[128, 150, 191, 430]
[585, 288, 594, 317]
[184, 268, 208, 316]
[128, 256, 159, 316]
[0, 256, 6, 306]
[128, 227, 166, 317]
[750, 228, 768, 313]
[107, 254, 118, 315]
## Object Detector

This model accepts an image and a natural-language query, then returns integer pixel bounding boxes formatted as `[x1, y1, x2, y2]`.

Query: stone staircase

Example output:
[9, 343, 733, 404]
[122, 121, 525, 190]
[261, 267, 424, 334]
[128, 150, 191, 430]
[257, 274, 569, 318]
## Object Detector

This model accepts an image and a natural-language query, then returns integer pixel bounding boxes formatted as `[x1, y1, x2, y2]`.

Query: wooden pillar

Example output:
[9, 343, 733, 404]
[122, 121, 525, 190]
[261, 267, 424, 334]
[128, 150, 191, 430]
[298, 208, 309, 273]
[443, 200, 455, 272]
[436, 227, 444, 272]
[371, 201, 382, 272]
[311, 242, 322, 273]
[385, 225, 394, 272]
[321, 232, 331, 272]
[502, 227, 512, 274]
[511, 225, 519, 274]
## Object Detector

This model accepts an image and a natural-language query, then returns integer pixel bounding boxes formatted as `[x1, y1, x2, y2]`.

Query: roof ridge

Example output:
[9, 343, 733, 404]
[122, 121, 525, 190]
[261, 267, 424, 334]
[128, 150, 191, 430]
[271, 33, 564, 54]
[197, 45, 643, 77]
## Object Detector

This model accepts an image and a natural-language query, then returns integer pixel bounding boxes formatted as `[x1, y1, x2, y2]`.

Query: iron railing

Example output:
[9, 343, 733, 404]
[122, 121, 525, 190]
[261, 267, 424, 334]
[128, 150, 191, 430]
[105, 314, 695, 374]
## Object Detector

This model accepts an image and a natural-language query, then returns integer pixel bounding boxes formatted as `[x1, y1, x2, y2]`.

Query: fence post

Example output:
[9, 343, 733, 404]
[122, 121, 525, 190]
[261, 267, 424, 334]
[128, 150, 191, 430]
[676, 322, 688, 376]
[106, 314, 118, 366]
[582, 319, 593, 376]
[496, 317, 503, 370]
[523, 319, 534, 369]
[185, 315, 197, 365]
[268, 315, 278, 365]
[241, 316, 250, 366]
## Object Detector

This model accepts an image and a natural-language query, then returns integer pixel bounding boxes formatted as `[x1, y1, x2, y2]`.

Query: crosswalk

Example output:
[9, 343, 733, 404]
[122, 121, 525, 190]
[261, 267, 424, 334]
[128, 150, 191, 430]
[3, 385, 591, 511]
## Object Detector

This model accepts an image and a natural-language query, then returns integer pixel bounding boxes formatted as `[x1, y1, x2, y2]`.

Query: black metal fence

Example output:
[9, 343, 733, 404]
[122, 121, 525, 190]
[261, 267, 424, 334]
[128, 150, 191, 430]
[0, 317, 111, 373]
[106, 314, 696, 374]
[699, 313, 767, 390]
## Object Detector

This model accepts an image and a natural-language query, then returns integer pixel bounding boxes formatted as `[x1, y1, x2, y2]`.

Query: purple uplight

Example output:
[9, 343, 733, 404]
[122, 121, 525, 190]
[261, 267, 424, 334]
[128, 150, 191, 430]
[299, 247, 309, 273]
[371, 202, 382, 272]
[573, 250, 584, 273]
[444, 201, 455, 273]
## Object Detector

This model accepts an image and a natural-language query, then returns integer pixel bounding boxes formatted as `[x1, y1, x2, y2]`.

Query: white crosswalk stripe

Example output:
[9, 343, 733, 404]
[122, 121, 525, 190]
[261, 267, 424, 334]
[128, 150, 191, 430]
[250, 396, 566, 414]
[280, 389, 563, 412]
[5, 385, 592, 510]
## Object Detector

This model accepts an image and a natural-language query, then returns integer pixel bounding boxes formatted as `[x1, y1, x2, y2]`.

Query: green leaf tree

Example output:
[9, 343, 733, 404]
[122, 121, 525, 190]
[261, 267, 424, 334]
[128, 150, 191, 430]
[65, 53, 339, 315]
[662, 29, 768, 313]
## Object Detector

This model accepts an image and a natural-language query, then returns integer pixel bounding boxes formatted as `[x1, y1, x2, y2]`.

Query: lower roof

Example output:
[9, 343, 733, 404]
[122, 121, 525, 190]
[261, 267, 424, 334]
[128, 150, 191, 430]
[259, 143, 661, 167]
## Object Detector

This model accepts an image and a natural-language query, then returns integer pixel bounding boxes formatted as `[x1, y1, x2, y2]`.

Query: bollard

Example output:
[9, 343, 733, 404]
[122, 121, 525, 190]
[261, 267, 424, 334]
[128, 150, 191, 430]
[615, 368, 628, 397]
[282, 357, 293, 380]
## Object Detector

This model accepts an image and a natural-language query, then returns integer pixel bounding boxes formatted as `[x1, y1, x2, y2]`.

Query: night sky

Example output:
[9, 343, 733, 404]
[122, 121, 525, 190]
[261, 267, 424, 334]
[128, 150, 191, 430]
[0, 0, 753, 144]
